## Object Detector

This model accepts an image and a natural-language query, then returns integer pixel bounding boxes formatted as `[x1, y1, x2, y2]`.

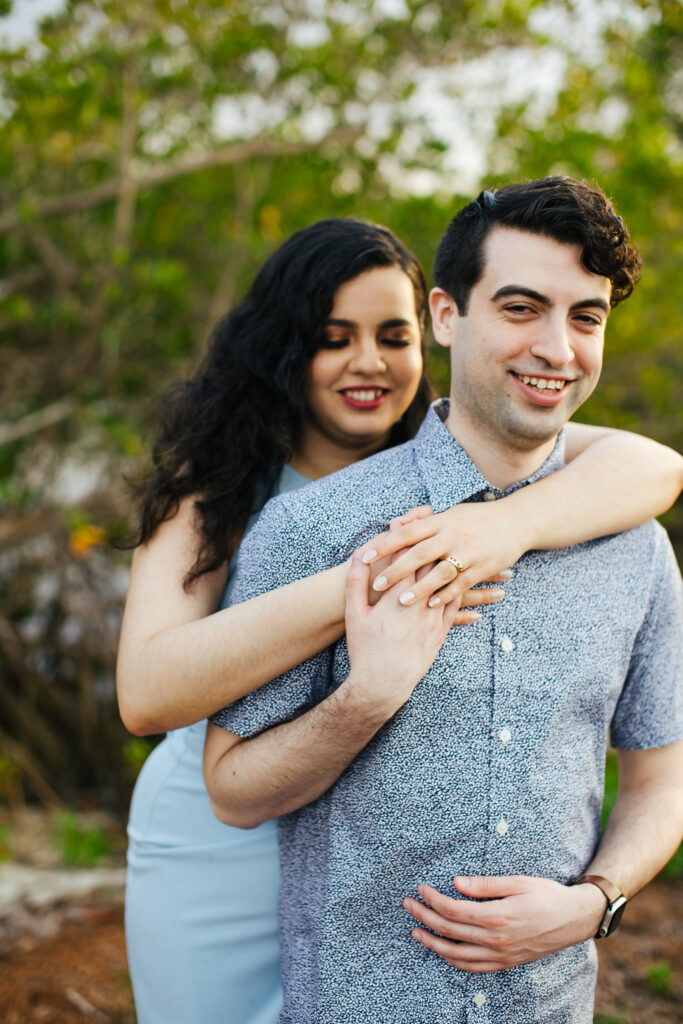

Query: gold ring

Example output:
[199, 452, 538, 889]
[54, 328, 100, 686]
[442, 554, 465, 575]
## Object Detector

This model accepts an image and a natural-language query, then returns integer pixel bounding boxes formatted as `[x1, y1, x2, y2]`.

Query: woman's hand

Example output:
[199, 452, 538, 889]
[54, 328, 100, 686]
[359, 501, 528, 608]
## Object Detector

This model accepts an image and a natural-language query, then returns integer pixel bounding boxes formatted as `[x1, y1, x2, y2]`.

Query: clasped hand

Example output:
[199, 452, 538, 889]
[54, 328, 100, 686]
[402, 875, 606, 973]
[360, 501, 526, 609]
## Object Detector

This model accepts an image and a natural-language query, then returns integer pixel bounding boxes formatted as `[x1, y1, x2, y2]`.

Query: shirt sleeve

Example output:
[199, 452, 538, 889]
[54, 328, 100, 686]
[210, 489, 339, 738]
[610, 525, 683, 749]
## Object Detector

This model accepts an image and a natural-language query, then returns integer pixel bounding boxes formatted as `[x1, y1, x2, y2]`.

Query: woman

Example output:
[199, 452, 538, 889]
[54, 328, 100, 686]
[118, 218, 682, 1024]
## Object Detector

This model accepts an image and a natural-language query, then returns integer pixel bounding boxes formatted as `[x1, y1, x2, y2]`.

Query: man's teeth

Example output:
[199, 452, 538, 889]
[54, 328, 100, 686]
[517, 375, 566, 392]
[344, 389, 384, 401]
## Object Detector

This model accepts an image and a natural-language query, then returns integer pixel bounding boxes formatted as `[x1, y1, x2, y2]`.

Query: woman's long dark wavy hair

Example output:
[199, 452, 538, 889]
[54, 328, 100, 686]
[133, 218, 434, 588]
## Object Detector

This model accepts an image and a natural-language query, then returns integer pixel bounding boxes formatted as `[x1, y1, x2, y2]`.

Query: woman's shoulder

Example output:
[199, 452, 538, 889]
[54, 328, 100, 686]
[254, 440, 419, 549]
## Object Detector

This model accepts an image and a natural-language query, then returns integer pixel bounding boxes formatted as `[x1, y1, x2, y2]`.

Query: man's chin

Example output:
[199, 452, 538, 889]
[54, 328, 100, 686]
[501, 408, 572, 450]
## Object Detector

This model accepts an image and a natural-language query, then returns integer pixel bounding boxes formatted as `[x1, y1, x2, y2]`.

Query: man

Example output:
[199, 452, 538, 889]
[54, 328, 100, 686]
[204, 178, 683, 1023]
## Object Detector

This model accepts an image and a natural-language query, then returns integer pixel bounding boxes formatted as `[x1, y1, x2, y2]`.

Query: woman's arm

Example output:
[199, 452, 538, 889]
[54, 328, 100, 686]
[361, 424, 683, 607]
[120, 427, 681, 735]
[204, 554, 463, 828]
[116, 498, 498, 736]
[116, 497, 347, 736]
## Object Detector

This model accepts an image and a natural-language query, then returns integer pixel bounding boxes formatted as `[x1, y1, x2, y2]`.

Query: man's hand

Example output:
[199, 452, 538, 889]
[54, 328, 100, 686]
[402, 875, 606, 973]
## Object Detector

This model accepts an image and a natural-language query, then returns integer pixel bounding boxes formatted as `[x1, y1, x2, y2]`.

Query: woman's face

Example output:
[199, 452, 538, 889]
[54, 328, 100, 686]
[300, 266, 424, 473]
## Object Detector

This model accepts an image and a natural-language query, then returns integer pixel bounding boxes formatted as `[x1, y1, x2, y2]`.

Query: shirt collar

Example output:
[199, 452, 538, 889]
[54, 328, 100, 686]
[413, 399, 566, 513]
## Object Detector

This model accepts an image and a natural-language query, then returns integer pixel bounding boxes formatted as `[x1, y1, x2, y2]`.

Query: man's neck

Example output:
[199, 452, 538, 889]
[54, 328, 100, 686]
[443, 400, 559, 492]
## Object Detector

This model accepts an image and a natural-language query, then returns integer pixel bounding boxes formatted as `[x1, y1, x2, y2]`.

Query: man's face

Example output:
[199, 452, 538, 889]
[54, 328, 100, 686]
[431, 227, 612, 451]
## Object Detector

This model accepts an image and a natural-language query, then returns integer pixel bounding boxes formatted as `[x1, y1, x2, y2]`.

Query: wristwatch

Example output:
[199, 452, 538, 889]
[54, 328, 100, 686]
[569, 874, 627, 938]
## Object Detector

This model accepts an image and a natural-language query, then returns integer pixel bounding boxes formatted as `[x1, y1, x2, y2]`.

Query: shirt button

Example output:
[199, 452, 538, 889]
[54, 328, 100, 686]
[496, 819, 509, 836]
[498, 727, 512, 744]
[473, 991, 487, 1006]
[500, 636, 514, 652]
[483, 491, 497, 501]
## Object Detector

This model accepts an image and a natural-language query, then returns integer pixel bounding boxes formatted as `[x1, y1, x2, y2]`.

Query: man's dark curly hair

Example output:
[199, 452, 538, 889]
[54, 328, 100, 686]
[131, 218, 433, 588]
[434, 176, 641, 313]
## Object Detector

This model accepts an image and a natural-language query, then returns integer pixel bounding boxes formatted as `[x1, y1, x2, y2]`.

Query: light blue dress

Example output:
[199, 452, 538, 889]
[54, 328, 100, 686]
[125, 464, 310, 1024]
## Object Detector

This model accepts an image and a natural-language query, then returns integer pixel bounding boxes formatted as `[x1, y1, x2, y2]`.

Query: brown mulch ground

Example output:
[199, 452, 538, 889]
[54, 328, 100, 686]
[0, 881, 680, 1023]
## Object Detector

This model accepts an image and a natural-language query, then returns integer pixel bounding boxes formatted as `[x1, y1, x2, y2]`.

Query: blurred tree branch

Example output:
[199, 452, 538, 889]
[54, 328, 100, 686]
[0, 128, 363, 237]
[0, 397, 77, 445]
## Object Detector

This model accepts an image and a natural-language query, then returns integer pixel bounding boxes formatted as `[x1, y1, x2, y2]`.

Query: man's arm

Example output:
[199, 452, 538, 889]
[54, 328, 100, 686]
[204, 554, 467, 828]
[204, 685, 390, 830]
[403, 740, 683, 972]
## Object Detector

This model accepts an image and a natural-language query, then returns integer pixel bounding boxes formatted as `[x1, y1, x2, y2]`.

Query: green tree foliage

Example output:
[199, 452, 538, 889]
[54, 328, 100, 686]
[0, 0, 552, 419]
[0, 0, 679, 803]
[0, 0, 558, 801]
[488, 0, 683, 544]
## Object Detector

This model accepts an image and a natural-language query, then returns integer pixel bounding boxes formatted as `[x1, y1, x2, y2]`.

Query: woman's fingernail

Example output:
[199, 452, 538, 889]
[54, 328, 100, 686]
[399, 591, 415, 605]
[362, 549, 377, 564]
[470, 612, 482, 621]
[428, 596, 441, 608]
[372, 575, 388, 591]
[500, 569, 514, 579]
[490, 588, 505, 599]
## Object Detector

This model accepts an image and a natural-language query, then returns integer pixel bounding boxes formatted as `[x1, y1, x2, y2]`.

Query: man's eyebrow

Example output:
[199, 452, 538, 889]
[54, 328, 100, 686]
[569, 297, 610, 314]
[491, 285, 610, 314]
[491, 285, 550, 305]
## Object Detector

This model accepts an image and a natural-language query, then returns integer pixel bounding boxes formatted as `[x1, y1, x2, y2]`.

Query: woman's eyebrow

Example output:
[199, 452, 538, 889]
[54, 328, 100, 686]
[379, 318, 413, 328]
[326, 318, 356, 328]
[326, 318, 413, 329]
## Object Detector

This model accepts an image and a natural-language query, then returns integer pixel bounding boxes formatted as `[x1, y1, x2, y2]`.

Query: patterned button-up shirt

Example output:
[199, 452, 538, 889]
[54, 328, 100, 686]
[212, 401, 683, 1024]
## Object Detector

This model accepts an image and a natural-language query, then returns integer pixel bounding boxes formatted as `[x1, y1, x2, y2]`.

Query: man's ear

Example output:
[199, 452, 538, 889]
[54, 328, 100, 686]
[429, 287, 459, 349]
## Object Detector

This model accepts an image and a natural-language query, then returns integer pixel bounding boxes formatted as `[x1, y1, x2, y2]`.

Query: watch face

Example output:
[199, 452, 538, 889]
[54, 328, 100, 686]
[598, 894, 628, 938]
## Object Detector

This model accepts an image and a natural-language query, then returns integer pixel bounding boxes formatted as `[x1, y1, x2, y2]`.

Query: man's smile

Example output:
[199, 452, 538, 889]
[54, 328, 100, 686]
[509, 371, 574, 407]
[512, 373, 568, 392]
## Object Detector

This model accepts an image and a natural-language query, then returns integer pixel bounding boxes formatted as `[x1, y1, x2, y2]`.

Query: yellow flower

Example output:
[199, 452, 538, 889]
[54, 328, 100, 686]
[69, 524, 107, 559]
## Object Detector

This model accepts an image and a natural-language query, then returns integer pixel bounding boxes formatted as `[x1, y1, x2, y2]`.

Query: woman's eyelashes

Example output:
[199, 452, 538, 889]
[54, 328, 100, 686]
[319, 338, 350, 349]
[381, 337, 412, 347]
[320, 336, 412, 350]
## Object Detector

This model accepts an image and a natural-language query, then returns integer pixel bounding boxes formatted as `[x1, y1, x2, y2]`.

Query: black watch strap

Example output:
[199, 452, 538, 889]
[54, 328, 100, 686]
[569, 874, 627, 938]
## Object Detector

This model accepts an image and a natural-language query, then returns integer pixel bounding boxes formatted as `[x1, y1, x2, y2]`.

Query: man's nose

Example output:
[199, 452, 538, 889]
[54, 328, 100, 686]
[529, 315, 574, 368]
[348, 338, 386, 374]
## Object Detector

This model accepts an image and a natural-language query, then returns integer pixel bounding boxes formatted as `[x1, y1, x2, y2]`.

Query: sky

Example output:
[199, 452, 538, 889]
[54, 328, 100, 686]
[0, 0, 65, 46]
[0, 0, 654, 194]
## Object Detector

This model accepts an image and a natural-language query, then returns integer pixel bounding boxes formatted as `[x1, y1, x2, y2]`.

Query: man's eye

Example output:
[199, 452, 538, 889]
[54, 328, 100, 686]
[503, 304, 534, 315]
[574, 314, 601, 327]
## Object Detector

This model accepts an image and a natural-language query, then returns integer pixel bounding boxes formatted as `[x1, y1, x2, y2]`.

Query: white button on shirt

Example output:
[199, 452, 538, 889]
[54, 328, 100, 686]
[498, 727, 512, 744]
[483, 491, 497, 501]
[496, 819, 509, 836]
[473, 991, 487, 1006]
[500, 636, 514, 652]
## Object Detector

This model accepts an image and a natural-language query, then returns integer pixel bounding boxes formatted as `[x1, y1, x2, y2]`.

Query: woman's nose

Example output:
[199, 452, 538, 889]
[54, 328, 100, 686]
[348, 338, 386, 374]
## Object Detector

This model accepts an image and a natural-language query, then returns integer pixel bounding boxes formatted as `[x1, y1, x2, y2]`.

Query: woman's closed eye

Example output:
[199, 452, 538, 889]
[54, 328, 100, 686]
[380, 336, 412, 348]
[320, 337, 350, 350]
